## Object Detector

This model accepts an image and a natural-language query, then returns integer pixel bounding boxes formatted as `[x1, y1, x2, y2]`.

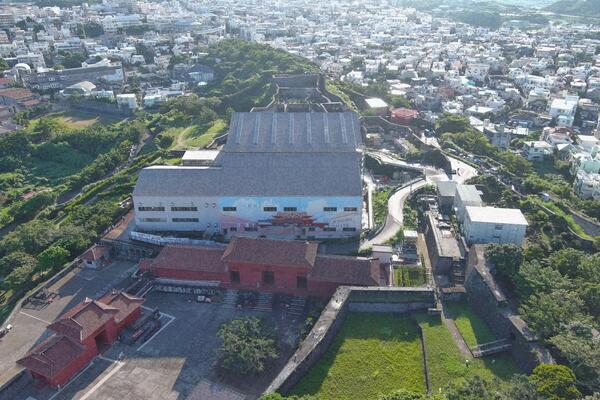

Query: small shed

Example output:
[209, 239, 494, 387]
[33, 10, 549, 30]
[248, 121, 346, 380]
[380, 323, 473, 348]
[80, 245, 111, 269]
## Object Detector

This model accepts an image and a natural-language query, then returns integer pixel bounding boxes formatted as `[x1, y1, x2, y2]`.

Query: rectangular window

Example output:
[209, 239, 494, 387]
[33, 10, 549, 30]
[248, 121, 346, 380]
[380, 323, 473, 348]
[141, 218, 166, 222]
[222, 206, 236, 211]
[171, 206, 198, 212]
[244, 227, 257, 232]
[343, 227, 357, 232]
[283, 207, 297, 212]
[262, 270, 274, 285]
[323, 207, 337, 212]
[138, 206, 165, 212]
[324, 227, 337, 232]
[344, 207, 358, 212]
[172, 218, 199, 222]
[307, 227, 316, 232]
[263, 206, 277, 212]
[230, 271, 240, 284]
[297, 276, 308, 289]
[229, 227, 237, 232]
[494, 224, 503, 230]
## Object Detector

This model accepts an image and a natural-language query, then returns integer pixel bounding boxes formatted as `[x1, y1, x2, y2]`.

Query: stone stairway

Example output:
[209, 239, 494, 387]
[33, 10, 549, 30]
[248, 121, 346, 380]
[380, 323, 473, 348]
[287, 296, 307, 316]
[471, 339, 512, 358]
[254, 292, 273, 312]
[451, 266, 465, 285]
[222, 290, 238, 310]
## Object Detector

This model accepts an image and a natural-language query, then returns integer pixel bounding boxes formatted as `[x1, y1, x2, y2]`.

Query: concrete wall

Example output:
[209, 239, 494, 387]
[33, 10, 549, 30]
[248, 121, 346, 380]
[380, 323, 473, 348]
[265, 286, 436, 395]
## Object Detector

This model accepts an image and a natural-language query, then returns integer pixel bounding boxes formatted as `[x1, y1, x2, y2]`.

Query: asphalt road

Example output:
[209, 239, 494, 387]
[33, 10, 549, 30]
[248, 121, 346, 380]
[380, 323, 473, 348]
[360, 153, 477, 250]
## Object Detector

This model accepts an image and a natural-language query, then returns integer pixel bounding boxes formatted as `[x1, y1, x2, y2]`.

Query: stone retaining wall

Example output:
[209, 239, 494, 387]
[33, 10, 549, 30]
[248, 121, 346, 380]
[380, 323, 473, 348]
[265, 286, 436, 396]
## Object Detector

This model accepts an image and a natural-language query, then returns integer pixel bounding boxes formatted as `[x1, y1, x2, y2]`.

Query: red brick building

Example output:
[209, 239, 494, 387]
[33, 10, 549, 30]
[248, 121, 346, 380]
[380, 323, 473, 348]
[140, 237, 384, 297]
[18, 291, 143, 388]
[391, 108, 419, 125]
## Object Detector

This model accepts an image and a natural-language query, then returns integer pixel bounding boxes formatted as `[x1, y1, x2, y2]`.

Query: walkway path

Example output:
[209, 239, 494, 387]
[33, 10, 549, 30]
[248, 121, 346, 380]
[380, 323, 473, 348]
[440, 305, 473, 358]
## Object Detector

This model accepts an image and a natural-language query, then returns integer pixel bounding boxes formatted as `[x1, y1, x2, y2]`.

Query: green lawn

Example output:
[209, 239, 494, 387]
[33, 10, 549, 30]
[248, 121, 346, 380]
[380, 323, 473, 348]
[373, 188, 392, 226]
[28, 110, 124, 129]
[166, 119, 228, 150]
[290, 313, 426, 400]
[444, 300, 496, 348]
[395, 266, 426, 287]
[416, 314, 519, 392]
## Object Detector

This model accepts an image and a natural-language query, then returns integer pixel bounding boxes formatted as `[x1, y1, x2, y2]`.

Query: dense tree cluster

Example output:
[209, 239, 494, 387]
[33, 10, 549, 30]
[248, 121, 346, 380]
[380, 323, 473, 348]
[486, 244, 600, 393]
[217, 316, 278, 375]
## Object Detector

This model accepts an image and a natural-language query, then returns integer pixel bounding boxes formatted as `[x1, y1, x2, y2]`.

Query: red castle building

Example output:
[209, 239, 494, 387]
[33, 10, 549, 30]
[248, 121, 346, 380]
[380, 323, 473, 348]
[18, 291, 144, 388]
[140, 237, 385, 297]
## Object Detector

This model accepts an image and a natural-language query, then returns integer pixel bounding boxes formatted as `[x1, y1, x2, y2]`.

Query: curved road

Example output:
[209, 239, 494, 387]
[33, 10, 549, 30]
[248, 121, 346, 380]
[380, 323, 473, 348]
[361, 152, 477, 249]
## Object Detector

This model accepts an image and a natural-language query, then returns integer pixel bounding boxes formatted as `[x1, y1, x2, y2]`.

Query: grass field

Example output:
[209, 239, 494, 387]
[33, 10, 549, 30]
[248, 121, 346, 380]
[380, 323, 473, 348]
[395, 266, 426, 287]
[29, 110, 124, 129]
[290, 313, 426, 400]
[416, 314, 519, 392]
[444, 300, 496, 348]
[165, 119, 228, 150]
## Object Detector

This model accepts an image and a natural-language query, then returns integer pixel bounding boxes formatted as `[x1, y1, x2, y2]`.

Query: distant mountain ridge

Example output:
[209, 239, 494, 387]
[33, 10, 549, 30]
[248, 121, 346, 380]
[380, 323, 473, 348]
[545, 0, 600, 16]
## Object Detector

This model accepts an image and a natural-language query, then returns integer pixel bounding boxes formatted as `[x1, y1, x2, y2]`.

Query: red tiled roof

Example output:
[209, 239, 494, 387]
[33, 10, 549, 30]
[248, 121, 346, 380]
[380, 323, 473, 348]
[391, 108, 418, 118]
[17, 335, 86, 378]
[21, 98, 41, 107]
[97, 290, 144, 324]
[0, 87, 36, 100]
[0, 77, 12, 85]
[221, 237, 318, 269]
[80, 244, 111, 262]
[145, 245, 226, 273]
[48, 298, 119, 341]
[310, 255, 380, 286]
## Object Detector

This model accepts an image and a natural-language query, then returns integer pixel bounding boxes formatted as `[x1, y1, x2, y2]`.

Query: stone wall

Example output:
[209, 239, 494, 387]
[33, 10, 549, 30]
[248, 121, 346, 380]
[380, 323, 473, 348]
[464, 245, 553, 372]
[265, 286, 436, 395]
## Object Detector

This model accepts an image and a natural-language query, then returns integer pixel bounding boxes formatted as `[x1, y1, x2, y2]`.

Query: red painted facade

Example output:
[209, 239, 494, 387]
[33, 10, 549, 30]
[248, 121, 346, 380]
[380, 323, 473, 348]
[18, 291, 144, 388]
[141, 237, 383, 298]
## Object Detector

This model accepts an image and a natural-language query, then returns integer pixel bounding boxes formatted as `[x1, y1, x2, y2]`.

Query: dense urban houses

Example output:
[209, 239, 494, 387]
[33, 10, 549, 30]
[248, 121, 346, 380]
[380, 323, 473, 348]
[133, 111, 364, 239]
[17, 291, 144, 388]
[139, 237, 383, 297]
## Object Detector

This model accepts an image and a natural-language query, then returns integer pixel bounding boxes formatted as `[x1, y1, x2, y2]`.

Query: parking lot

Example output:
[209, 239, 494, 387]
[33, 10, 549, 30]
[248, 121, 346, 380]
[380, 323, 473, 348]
[0, 260, 138, 390]
[2, 289, 304, 400]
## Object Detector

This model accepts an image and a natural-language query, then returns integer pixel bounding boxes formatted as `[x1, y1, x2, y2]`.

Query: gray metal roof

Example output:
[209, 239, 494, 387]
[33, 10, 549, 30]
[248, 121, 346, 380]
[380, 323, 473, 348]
[225, 112, 362, 153]
[437, 181, 458, 198]
[134, 152, 362, 197]
[455, 184, 483, 204]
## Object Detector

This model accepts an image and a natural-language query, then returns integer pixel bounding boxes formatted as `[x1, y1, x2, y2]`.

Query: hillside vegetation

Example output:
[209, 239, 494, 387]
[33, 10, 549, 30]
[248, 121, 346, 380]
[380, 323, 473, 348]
[546, 0, 600, 16]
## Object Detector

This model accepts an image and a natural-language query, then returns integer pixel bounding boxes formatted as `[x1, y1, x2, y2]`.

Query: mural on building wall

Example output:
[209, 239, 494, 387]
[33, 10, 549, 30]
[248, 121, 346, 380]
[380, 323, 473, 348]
[218, 197, 361, 236]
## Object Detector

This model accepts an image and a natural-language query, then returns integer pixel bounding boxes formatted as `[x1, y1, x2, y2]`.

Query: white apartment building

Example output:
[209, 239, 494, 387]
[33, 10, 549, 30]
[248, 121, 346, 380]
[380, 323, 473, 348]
[463, 206, 528, 246]
[548, 95, 579, 127]
[453, 185, 483, 223]
[116, 93, 137, 110]
[466, 63, 490, 82]
[574, 170, 600, 200]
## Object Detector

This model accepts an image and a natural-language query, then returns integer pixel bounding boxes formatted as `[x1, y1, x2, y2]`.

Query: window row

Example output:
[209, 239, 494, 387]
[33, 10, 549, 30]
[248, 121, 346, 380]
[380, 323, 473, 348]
[222, 206, 359, 212]
[140, 206, 360, 213]
[229, 270, 308, 289]
[139, 204, 216, 211]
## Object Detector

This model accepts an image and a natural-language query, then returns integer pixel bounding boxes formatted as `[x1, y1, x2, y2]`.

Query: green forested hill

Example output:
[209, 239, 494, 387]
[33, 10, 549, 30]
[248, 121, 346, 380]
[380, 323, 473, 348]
[545, 0, 600, 16]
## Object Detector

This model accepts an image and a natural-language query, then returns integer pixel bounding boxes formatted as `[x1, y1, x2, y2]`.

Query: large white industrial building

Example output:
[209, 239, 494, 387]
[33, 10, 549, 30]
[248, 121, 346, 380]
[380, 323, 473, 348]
[133, 111, 363, 239]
